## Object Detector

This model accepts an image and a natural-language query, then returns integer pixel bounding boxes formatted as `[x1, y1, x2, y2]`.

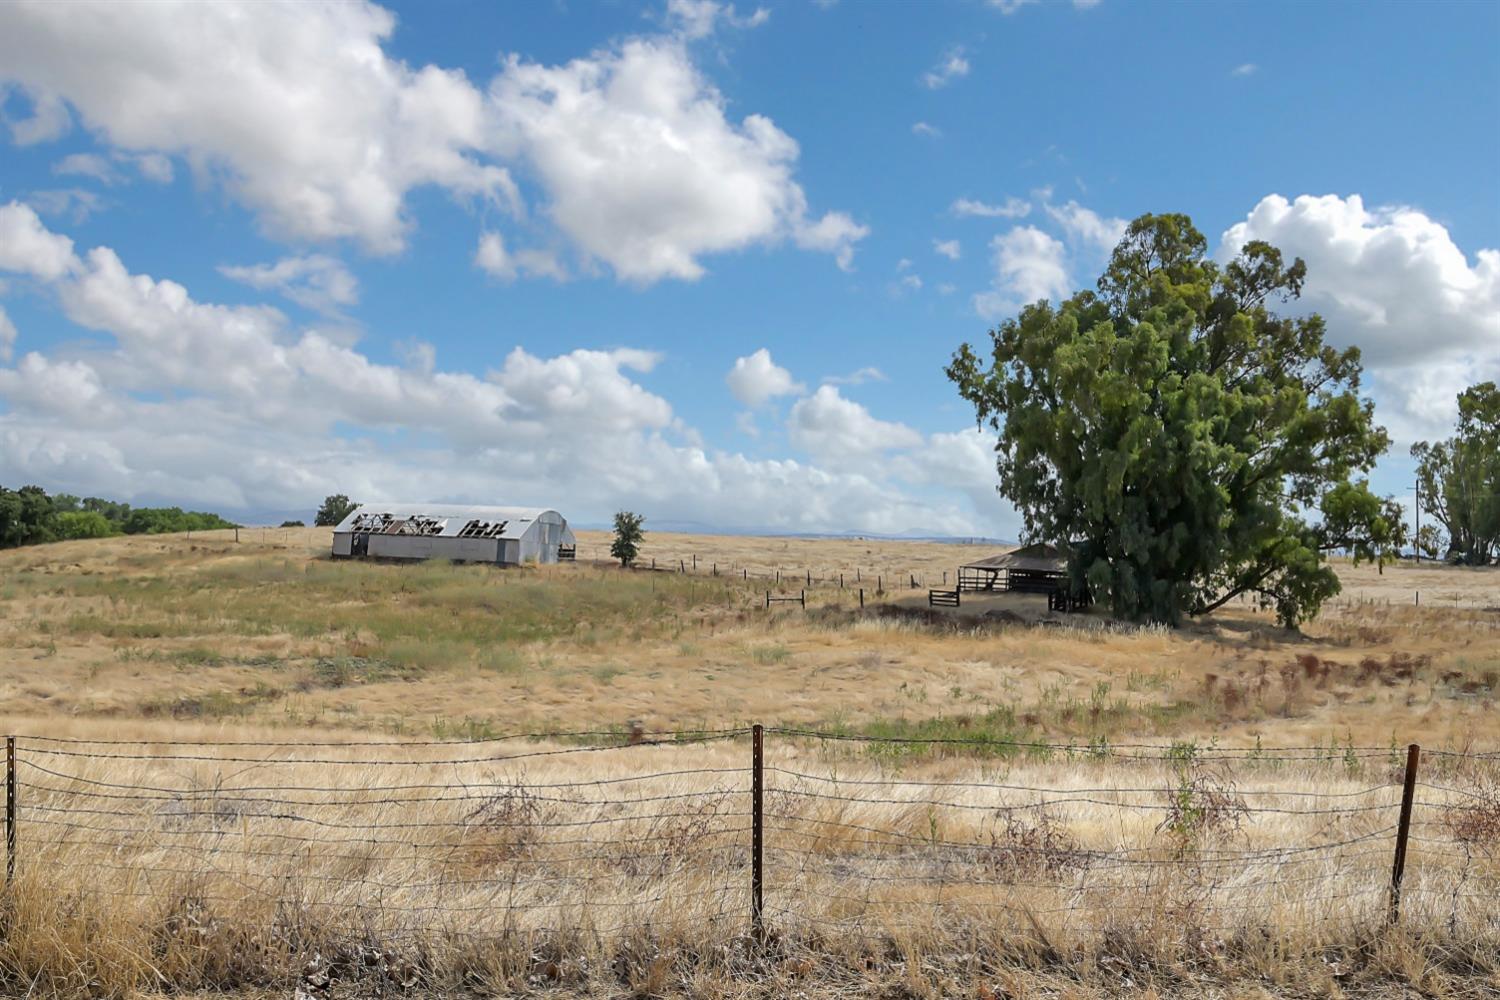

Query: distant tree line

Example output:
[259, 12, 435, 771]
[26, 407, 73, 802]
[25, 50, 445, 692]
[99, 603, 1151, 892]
[0, 485, 238, 550]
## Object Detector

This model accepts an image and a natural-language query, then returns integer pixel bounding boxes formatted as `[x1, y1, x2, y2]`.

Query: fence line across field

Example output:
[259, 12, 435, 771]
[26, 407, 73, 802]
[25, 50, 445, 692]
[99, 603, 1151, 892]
[4, 729, 1497, 945]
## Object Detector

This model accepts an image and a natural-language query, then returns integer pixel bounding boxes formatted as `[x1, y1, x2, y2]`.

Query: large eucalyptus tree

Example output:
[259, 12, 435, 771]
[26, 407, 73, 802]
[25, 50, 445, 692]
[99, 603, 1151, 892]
[947, 214, 1403, 627]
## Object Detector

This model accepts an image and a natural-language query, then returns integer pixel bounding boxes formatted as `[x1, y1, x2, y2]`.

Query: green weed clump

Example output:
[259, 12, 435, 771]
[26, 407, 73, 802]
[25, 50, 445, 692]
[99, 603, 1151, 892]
[305, 656, 421, 689]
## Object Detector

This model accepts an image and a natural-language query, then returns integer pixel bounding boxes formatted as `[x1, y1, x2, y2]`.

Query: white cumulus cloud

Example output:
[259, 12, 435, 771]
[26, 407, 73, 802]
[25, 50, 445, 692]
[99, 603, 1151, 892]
[952, 196, 1030, 219]
[0, 0, 517, 254]
[0, 1, 855, 283]
[973, 226, 1071, 320]
[0, 305, 15, 361]
[1221, 193, 1500, 442]
[1044, 199, 1127, 254]
[219, 255, 359, 315]
[726, 348, 803, 407]
[0, 200, 79, 280]
[665, 0, 770, 40]
[921, 48, 970, 89]
[489, 37, 866, 282]
[787, 385, 923, 468]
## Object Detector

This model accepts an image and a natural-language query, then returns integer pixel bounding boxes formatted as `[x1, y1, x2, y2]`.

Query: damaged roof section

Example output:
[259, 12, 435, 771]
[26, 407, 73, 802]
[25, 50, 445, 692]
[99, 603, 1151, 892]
[332, 504, 550, 541]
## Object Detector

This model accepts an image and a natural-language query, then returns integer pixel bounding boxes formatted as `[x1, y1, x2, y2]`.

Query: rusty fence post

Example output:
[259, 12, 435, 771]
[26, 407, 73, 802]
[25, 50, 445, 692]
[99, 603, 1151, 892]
[751, 724, 765, 945]
[1389, 743, 1420, 924]
[5, 735, 14, 886]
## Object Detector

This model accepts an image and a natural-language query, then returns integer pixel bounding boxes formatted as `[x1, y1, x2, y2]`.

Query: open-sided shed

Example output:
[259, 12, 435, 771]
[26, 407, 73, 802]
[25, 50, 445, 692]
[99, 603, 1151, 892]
[331, 504, 575, 566]
[958, 543, 1067, 594]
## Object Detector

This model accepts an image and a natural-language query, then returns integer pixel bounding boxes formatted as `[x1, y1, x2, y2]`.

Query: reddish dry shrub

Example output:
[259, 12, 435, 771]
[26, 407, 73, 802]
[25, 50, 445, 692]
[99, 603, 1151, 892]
[1445, 776, 1500, 846]
[983, 808, 1087, 878]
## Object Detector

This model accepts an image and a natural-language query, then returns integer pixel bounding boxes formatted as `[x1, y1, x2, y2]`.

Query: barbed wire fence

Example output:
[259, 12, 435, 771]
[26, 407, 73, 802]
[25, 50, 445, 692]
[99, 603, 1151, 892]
[4, 729, 1499, 987]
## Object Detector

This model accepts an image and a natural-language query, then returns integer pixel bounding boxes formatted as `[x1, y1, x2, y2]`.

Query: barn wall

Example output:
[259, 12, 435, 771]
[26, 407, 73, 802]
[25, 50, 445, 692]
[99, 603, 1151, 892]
[514, 514, 567, 564]
[366, 535, 501, 563]
[332, 533, 353, 557]
[445, 538, 505, 563]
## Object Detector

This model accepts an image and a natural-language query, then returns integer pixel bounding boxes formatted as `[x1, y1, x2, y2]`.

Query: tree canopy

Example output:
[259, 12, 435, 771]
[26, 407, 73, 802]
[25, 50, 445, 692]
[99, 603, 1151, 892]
[0, 485, 57, 548]
[315, 494, 359, 527]
[611, 511, 646, 568]
[1411, 381, 1500, 566]
[947, 213, 1402, 628]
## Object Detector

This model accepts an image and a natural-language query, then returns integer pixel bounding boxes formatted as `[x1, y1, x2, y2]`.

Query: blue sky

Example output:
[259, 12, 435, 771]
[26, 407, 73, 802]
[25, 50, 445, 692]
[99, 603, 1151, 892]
[0, 0, 1496, 535]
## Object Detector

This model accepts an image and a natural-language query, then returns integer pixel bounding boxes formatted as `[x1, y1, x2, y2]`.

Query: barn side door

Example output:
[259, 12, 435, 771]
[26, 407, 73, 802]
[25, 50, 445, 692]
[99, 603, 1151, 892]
[351, 532, 369, 557]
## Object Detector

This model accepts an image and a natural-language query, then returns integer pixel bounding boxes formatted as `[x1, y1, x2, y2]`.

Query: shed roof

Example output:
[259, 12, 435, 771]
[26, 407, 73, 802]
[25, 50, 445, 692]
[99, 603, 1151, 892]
[961, 542, 1066, 574]
[332, 503, 562, 541]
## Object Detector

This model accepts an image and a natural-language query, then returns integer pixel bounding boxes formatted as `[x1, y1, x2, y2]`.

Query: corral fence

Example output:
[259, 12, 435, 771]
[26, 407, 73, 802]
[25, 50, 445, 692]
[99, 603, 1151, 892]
[5, 729, 1499, 973]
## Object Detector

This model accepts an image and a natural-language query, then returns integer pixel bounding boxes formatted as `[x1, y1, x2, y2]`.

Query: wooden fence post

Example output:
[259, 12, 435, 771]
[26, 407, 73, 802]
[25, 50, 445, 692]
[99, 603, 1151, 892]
[5, 736, 14, 886]
[859, 588, 864, 608]
[1389, 743, 1420, 924]
[751, 724, 764, 945]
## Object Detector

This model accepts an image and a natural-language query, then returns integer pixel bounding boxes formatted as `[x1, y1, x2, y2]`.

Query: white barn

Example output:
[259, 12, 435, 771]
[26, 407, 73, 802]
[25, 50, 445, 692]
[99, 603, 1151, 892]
[331, 504, 575, 566]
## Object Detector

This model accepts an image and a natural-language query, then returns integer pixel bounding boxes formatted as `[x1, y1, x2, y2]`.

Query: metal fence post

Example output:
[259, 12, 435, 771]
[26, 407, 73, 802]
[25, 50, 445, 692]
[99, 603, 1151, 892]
[1389, 743, 1420, 924]
[751, 724, 764, 945]
[5, 735, 14, 886]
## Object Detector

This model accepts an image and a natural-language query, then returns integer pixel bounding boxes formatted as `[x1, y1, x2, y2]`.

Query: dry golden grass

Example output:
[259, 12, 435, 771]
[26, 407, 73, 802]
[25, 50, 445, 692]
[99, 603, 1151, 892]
[8, 721, 1500, 999]
[1, 528, 1498, 997]
[1, 527, 1495, 752]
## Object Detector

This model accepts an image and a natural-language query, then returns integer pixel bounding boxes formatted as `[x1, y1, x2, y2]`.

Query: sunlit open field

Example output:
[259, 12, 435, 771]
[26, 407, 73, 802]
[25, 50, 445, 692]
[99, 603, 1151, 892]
[3, 526, 1497, 750]
[1, 528, 1497, 998]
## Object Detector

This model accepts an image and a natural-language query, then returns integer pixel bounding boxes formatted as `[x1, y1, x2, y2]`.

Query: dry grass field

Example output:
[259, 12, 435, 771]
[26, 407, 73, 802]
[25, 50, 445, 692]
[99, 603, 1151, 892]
[3, 526, 1497, 750]
[0, 527, 1498, 998]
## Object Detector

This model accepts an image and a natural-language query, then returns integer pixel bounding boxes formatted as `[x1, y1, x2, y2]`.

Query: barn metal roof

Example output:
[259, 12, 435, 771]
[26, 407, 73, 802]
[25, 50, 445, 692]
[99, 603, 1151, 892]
[961, 542, 1066, 573]
[331, 503, 562, 540]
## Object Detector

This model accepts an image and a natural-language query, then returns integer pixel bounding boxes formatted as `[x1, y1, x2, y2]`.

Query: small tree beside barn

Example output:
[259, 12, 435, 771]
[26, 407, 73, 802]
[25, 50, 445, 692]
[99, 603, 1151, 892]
[611, 511, 645, 568]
